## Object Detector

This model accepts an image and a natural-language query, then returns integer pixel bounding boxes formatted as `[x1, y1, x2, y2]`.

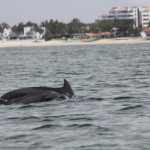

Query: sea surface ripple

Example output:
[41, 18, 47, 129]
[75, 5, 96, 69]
[0, 43, 150, 150]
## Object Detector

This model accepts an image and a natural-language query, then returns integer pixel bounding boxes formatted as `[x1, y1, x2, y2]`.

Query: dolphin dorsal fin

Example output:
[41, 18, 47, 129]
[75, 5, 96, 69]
[63, 79, 71, 89]
[63, 79, 75, 97]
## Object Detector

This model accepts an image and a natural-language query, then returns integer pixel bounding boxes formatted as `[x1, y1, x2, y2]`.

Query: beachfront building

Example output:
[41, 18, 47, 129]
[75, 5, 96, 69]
[0, 28, 11, 40]
[97, 7, 150, 27]
[139, 7, 150, 27]
[19, 26, 45, 40]
[20, 26, 35, 39]
[24, 27, 33, 36]
[3, 28, 11, 38]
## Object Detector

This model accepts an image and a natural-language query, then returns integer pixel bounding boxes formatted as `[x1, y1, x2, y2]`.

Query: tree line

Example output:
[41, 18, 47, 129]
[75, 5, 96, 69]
[0, 18, 146, 40]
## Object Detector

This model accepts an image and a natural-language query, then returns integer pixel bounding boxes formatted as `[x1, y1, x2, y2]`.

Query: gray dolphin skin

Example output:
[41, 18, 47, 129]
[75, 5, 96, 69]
[0, 79, 75, 105]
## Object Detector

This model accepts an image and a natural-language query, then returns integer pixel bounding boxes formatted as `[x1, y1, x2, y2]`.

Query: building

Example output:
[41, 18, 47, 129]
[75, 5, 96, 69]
[3, 28, 11, 38]
[139, 7, 150, 27]
[97, 6, 150, 27]
[19, 26, 45, 40]
[9, 32, 19, 40]
[71, 33, 86, 40]
[24, 27, 33, 36]
[0, 28, 11, 40]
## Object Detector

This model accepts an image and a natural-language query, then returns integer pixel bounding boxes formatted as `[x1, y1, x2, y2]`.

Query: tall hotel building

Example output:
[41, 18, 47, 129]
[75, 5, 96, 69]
[97, 7, 150, 27]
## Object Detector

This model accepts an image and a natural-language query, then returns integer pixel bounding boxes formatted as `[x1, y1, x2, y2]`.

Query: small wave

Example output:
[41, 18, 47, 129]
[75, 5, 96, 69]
[96, 126, 110, 132]
[120, 105, 143, 111]
[19, 105, 34, 109]
[6, 117, 19, 120]
[21, 116, 40, 120]
[5, 134, 26, 140]
[79, 143, 115, 149]
[44, 114, 66, 119]
[68, 123, 93, 128]
[42, 119, 54, 122]
[114, 96, 135, 100]
[113, 84, 129, 88]
[6, 116, 39, 121]
[32, 124, 60, 130]
[68, 124, 108, 130]
[79, 144, 101, 149]
[18, 103, 48, 109]
[89, 97, 104, 101]
[69, 117, 93, 121]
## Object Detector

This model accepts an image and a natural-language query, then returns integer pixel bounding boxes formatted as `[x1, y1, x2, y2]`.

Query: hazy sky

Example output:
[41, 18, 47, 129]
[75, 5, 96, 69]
[0, 0, 150, 26]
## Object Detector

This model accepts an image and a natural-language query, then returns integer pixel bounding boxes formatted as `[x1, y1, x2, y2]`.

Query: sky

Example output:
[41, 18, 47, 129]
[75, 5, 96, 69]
[0, 0, 150, 26]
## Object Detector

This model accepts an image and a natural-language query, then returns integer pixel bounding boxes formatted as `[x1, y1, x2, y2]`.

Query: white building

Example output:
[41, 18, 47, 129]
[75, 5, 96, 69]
[139, 7, 150, 27]
[0, 28, 11, 40]
[97, 7, 150, 27]
[3, 28, 11, 38]
[24, 27, 33, 36]
[21, 26, 45, 40]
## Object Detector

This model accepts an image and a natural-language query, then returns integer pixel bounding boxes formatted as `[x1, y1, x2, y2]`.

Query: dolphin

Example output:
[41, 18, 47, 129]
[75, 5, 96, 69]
[0, 79, 75, 105]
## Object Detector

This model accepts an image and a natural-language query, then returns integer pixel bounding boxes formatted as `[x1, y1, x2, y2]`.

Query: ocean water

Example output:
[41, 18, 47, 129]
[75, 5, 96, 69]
[0, 43, 150, 150]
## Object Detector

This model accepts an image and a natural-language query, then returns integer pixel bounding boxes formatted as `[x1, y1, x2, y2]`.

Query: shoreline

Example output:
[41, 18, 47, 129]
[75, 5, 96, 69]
[0, 38, 150, 48]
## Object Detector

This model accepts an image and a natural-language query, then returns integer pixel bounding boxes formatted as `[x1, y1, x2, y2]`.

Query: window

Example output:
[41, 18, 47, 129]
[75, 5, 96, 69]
[143, 15, 149, 17]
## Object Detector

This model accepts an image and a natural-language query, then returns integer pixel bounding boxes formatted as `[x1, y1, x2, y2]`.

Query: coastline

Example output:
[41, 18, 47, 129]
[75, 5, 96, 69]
[0, 38, 150, 48]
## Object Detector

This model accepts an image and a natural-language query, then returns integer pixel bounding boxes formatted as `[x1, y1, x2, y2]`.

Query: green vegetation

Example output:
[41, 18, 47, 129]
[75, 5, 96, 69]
[0, 22, 9, 33]
[1, 18, 143, 40]
[89, 19, 142, 37]
[148, 21, 150, 27]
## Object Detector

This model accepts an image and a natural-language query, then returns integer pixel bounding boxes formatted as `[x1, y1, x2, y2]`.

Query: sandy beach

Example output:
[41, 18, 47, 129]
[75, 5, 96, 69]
[0, 38, 150, 48]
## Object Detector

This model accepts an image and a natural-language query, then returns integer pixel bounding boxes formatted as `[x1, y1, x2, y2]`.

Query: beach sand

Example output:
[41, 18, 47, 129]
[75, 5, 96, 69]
[0, 38, 150, 48]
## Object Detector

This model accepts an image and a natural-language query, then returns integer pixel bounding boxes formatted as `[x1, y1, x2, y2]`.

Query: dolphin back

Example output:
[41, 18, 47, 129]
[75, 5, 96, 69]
[0, 79, 75, 105]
